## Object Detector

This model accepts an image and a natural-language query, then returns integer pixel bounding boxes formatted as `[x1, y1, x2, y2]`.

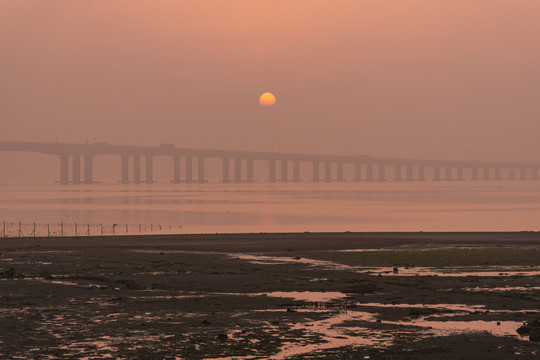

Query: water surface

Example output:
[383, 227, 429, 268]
[1, 181, 539, 233]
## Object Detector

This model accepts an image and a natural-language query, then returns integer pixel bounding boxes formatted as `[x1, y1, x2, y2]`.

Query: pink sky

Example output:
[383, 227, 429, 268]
[1, 0, 539, 172]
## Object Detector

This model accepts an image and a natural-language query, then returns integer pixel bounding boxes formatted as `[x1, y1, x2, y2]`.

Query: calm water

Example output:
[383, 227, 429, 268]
[0, 181, 539, 233]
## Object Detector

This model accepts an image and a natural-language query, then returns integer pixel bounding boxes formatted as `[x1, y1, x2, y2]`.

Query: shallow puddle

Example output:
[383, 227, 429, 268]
[128, 249, 540, 277]
[263, 291, 347, 302]
[263, 305, 529, 359]
[465, 286, 540, 292]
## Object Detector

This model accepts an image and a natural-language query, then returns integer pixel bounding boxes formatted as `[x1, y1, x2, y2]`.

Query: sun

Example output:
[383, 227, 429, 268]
[259, 92, 276, 106]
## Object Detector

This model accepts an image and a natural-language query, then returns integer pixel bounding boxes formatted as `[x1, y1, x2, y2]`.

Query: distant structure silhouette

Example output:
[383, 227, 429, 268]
[0, 141, 538, 185]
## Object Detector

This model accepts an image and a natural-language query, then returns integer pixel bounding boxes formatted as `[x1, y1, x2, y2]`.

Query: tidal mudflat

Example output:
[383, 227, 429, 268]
[1, 232, 539, 359]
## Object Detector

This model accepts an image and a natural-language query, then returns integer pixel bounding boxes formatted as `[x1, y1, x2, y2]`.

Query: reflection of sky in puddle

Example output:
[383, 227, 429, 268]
[337, 245, 540, 252]
[236, 298, 533, 358]
[264, 291, 346, 302]
[266, 307, 528, 359]
[270, 311, 386, 359]
[357, 302, 485, 311]
[230, 252, 540, 277]
[265, 304, 529, 359]
[465, 286, 540, 292]
[130, 249, 540, 277]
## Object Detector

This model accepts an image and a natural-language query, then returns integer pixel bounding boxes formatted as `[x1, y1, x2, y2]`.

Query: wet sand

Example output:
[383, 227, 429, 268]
[1, 232, 539, 359]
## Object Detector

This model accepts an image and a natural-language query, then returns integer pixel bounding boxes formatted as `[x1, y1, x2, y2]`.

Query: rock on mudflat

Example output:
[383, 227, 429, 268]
[516, 319, 540, 341]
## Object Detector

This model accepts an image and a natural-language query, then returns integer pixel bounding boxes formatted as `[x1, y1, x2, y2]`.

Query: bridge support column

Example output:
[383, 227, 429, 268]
[293, 160, 300, 182]
[312, 161, 320, 182]
[394, 164, 402, 181]
[185, 156, 193, 183]
[418, 166, 425, 181]
[378, 164, 385, 182]
[366, 163, 373, 182]
[222, 158, 229, 183]
[198, 157, 205, 183]
[145, 155, 153, 184]
[483, 167, 490, 180]
[72, 155, 81, 185]
[247, 159, 254, 183]
[325, 162, 332, 182]
[337, 162, 344, 182]
[60, 155, 69, 185]
[281, 160, 288, 182]
[508, 168, 515, 180]
[84, 155, 93, 184]
[234, 158, 242, 183]
[407, 165, 413, 181]
[531, 168, 539, 181]
[268, 160, 276, 183]
[173, 156, 181, 184]
[354, 163, 361, 182]
[457, 167, 464, 181]
[494, 168, 501, 181]
[121, 154, 129, 184]
[472, 167, 479, 181]
[133, 155, 141, 184]
[520, 167, 527, 180]
[445, 166, 452, 181]
[433, 166, 441, 181]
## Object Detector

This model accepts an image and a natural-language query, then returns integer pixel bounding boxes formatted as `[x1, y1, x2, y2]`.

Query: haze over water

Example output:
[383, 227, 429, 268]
[1, 181, 539, 234]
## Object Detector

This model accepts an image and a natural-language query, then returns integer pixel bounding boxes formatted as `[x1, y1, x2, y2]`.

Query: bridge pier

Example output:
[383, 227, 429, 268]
[433, 166, 441, 181]
[445, 166, 452, 181]
[84, 155, 93, 184]
[366, 163, 373, 182]
[406, 165, 413, 181]
[281, 160, 288, 182]
[418, 166, 425, 181]
[312, 161, 320, 182]
[235, 158, 242, 183]
[354, 163, 361, 182]
[472, 167, 479, 181]
[494, 167, 501, 181]
[520, 167, 527, 180]
[121, 154, 129, 184]
[293, 160, 300, 182]
[337, 162, 344, 182]
[145, 155, 153, 184]
[60, 155, 69, 185]
[532, 168, 539, 181]
[247, 159, 254, 183]
[508, 167, 515, 180]
[394, 164, 402, 181]
[198, 157, 205, 183]
[325, 162, 332, 182]
[378, 164, 385, 182]
[268, 160, 276, 183]
[72, 155, 81, 185]
[185, 156, 193, 183]
[222, 158, 230, 183]
[457, 167, 464, 181]
[173, 156, 181, 184]
[483, 167, 490, 180]
[133, 155, 141, 184]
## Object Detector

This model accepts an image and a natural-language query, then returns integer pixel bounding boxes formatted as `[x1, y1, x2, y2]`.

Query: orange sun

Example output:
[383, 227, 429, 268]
[259, 92, 276, 106]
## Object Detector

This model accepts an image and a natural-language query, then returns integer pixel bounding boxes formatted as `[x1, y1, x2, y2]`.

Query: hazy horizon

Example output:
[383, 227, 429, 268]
[2, 1, 540, 183]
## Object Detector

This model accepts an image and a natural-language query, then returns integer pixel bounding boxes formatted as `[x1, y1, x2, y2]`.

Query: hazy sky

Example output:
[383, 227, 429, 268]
[1, 0, 539, 163]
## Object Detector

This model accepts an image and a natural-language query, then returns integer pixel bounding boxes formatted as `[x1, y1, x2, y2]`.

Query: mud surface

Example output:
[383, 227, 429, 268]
[1, 232, 539, 359]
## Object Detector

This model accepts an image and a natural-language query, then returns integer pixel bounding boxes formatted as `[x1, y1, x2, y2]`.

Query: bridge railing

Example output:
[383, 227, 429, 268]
[0, 221, 182, 238]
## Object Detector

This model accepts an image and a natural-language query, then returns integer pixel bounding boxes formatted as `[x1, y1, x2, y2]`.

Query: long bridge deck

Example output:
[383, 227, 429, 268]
[1, 141, 538, 184]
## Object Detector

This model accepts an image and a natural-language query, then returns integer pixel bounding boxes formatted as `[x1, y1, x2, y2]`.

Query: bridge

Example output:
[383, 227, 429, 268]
[1, 141, 538, 185]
